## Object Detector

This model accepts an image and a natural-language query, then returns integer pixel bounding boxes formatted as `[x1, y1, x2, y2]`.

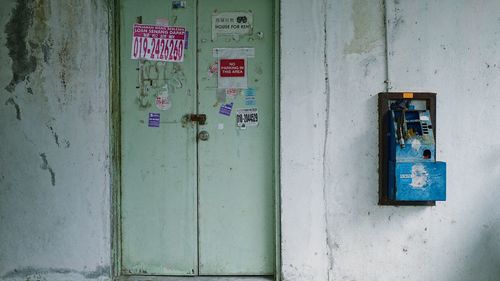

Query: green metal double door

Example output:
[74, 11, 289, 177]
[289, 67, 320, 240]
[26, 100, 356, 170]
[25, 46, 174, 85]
[119, 0, 275, 276]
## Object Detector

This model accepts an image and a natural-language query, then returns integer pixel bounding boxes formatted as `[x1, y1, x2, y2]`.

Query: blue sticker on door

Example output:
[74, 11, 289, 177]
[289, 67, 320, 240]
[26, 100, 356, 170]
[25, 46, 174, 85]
[148, 113, 160, 127]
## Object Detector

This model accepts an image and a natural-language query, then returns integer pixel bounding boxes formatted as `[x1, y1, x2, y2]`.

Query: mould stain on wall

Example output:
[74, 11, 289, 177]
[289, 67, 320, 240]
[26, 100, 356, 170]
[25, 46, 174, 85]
[4, 0, 52, 95]
[55, 1, 82, 105]
[4, 0, 36, 92]
[388, 0, 405, 44]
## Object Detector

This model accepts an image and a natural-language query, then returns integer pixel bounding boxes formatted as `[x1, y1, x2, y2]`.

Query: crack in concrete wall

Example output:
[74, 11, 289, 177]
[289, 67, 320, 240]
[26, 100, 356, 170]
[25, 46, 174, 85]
[321, 0, 334, 280]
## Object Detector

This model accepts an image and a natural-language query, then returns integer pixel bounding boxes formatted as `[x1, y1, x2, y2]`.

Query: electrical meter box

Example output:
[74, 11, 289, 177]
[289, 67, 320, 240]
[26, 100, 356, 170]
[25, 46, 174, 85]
[378, 93, 446, 206]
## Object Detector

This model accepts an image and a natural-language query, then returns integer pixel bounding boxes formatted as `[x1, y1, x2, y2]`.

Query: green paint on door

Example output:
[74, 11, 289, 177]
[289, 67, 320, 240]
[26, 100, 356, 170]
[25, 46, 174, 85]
[197, 0, 275, 275]
[119, 0, 275, 276]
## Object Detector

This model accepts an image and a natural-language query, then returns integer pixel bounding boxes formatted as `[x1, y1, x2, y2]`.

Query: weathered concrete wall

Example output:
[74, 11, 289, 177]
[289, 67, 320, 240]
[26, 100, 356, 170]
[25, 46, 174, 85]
[280, 0, 330, 280]
[0, 0, 111, 280]
[281, 0, 500, 280]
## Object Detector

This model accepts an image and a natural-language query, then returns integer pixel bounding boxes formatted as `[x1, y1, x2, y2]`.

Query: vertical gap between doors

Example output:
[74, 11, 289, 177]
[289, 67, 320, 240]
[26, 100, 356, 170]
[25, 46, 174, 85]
[195, 0, 201, 276]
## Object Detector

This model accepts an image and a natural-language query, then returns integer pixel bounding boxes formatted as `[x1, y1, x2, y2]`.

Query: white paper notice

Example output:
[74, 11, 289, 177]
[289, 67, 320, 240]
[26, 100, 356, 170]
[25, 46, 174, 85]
[236, 108, 258, 128]
[214, 48, 254, 89]
[212, 11, 253, 40]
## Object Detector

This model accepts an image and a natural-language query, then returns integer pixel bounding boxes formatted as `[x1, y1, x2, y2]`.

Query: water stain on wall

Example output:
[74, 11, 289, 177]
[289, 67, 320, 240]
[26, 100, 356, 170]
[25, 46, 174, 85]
[33, 0, 53, 71]
[58, 39, 70, 91]
[1, 265, 110, 279]
[4, 0, 52, 95]
[4, 0, 36, 92]
[55, 1, 81, 104]
[388, 0, 405, 44]
[344, 0, 384, 54]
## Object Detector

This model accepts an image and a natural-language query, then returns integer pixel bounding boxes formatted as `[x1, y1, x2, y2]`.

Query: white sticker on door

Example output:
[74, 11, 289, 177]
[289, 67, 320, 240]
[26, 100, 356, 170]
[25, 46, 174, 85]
[155, 94, 171, 110]
[213, 48, 255, 58]
[236, 108, 258, 128]
[212, 11, 253, 40]
[225, 88, 241, 99]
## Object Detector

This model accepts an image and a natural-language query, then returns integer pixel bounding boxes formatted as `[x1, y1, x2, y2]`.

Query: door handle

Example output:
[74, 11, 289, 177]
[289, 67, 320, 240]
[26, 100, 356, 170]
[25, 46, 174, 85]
[198, 130, 209, 141]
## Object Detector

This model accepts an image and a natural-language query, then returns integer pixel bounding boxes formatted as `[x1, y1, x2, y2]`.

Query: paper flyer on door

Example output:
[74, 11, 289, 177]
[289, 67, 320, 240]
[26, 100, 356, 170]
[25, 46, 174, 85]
[236, 108, 258, 128]
[214, 48, 254, 89]
[131, 24, 186, 62]
[212, 11, 253, 40]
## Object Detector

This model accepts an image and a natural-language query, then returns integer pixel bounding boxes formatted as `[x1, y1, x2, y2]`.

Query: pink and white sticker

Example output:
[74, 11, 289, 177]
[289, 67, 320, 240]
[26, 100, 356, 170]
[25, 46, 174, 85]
[131, 24, 186, 62]
[155, 94, 171, 110]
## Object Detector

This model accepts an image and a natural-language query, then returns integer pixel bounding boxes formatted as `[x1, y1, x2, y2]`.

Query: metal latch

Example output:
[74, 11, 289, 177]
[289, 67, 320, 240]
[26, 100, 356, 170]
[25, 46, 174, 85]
[187, 114, 207, 125]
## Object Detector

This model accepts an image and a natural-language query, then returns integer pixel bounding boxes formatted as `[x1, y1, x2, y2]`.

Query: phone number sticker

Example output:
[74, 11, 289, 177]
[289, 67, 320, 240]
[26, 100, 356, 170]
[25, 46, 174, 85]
[131, 24, 186, 62]
[236, 108, 258, 128]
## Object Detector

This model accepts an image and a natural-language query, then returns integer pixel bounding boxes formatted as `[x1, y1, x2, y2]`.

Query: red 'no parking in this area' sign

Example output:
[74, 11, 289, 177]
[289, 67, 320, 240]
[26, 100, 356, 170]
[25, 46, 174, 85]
[219, 59, 245, 77]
